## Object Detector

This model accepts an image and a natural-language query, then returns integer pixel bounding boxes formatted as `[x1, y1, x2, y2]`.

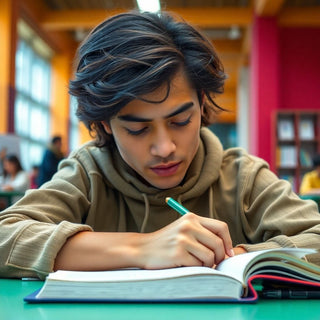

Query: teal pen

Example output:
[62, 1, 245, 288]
[165, 197, 189, 215]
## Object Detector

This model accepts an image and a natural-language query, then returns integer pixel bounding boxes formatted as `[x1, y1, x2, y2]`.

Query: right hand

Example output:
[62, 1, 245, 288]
[137, 212, 234, 269]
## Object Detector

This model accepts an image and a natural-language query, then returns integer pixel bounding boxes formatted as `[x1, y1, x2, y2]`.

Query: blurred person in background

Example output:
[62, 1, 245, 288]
[0, 147, 7, 176]
[29, 165, 39, 189]
[300, 154, 320, 195]
[0, 154, 30, 209]
[0, 154, 30, 192]
[38, 136, 64, 187]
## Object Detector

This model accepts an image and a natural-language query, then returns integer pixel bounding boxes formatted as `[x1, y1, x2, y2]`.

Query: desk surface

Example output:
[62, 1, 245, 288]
[1, 279, 320, 320]
[300, 194, 320, 210]
[300, 194, 320, 201]
[0, 190, 25, 208]
[0, 190, 25, 196]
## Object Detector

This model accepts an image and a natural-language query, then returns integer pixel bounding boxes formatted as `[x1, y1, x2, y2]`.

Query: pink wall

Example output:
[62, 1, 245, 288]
[279, 28, 320, 110]
[250, 18, 320, 171]
[250, 16, 280, 168]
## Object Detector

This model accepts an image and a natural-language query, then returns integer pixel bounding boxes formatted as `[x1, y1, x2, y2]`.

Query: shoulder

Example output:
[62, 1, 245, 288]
[69, 141, 108, 162]
[219, 147, 275, 192]
[222, 147, 269, 169]
[68, 140, 98, 157]
[200, 127, 222, 147]
[200, 127, 269, 170]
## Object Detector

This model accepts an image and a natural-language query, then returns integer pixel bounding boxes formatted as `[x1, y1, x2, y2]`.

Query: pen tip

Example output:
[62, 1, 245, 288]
[165, 197, 170, 203]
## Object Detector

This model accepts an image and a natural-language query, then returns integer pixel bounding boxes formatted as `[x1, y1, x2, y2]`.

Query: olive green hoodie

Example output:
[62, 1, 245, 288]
[1, 128, 320, 279]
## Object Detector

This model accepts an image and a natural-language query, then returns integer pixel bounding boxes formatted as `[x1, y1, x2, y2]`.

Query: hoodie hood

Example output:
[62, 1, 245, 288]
[81, 127, 223, 232]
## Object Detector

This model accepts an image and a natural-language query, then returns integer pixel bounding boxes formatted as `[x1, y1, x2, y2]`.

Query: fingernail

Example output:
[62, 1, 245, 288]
[228, 249, 235, 257]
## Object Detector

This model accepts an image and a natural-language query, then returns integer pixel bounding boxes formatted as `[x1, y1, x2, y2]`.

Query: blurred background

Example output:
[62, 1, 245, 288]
[0, 0, 320, 193]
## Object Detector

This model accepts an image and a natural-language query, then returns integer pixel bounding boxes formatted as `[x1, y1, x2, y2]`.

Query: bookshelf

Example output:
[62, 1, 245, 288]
[274, 110, 320, 193]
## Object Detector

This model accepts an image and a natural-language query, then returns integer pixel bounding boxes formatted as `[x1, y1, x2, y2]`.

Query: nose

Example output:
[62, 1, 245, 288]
[150, 127, 176, 159]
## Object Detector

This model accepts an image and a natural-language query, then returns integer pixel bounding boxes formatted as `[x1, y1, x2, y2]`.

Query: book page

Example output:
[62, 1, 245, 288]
[216, 248, 316, 284]
[49, 266, 224, 283]
[39, 267, 244, 300]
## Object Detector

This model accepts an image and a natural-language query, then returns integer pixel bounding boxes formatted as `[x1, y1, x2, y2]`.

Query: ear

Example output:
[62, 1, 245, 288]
[200, 103, 205, 117]
[200, 91, 205, 116]
[200, 94, 205, 116]
[101, 121, 112, 135]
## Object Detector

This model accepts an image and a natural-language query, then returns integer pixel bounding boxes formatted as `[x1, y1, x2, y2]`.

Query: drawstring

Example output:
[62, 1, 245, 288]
[140, 186, 214, 232]
[208, 185, 214, 219]
[140, 193, 150, 233]
[177, 190, 214, 218]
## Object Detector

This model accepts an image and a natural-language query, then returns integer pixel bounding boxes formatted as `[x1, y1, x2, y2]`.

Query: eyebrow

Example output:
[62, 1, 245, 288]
[117, 102, 194, 122]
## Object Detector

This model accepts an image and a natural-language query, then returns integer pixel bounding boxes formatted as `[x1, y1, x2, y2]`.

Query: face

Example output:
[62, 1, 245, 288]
[102, 70, 203, 189]
[3, 159, 16, 175]
[53, 139, 62, 150]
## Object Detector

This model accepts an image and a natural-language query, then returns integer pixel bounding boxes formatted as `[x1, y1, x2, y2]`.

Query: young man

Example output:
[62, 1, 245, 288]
[1, 11, 320, 279]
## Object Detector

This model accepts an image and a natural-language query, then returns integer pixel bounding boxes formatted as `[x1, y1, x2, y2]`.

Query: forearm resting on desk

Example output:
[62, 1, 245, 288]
[54, 231, 245, 270]
[54, 213, 233, 270]
[54, 231, 144, 271]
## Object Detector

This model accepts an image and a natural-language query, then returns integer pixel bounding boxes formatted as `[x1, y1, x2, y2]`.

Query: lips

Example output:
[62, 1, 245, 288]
[150, 162, 181, 177]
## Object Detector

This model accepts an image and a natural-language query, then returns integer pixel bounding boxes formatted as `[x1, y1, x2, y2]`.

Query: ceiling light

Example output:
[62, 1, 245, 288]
[229, 25, 241, 40]
[136, 0, 161, 12]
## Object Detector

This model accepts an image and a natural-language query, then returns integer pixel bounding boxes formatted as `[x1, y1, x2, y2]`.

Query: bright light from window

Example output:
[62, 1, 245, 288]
[136, 0, 160, 12]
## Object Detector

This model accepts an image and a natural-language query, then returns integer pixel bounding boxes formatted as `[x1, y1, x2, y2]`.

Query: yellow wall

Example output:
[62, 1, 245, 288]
[0, 0, 17, 134]
[51, 50, 92, 149]
[50, 52, 73, 152]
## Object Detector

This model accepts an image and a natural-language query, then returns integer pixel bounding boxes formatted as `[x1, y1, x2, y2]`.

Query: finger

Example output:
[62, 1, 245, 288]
[179, 213, 233, 259]
[172, 232, 216, 267]
[186, 240, 217, 267]
[175, 215, 226, 265]
[198, 216, 234, 258]
[179, 252, 204, 267]
[196, 229, 228, 264]
[167, 235, 205, 267]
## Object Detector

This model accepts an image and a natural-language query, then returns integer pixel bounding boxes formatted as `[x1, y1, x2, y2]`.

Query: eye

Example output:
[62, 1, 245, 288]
[125, 127, 148, 136]
[171, 116, 191, 127]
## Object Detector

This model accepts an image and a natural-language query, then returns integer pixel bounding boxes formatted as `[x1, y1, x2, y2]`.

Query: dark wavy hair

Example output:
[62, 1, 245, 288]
[69, 11, 227, 147]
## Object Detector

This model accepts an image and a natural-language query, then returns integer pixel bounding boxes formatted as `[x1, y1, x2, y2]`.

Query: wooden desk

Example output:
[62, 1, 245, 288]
[1, 279, 320, 320]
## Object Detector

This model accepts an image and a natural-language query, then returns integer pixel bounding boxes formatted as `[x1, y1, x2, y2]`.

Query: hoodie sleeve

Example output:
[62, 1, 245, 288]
[0, 157, 93, 279]
[237, 155, 320, 266]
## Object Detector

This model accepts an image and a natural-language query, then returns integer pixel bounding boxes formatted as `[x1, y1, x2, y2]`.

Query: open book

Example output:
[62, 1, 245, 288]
[24, 248, 320, 303]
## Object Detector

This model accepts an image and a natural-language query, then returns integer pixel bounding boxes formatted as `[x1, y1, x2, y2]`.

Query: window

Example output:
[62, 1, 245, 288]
[15, 21, 52, 171]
